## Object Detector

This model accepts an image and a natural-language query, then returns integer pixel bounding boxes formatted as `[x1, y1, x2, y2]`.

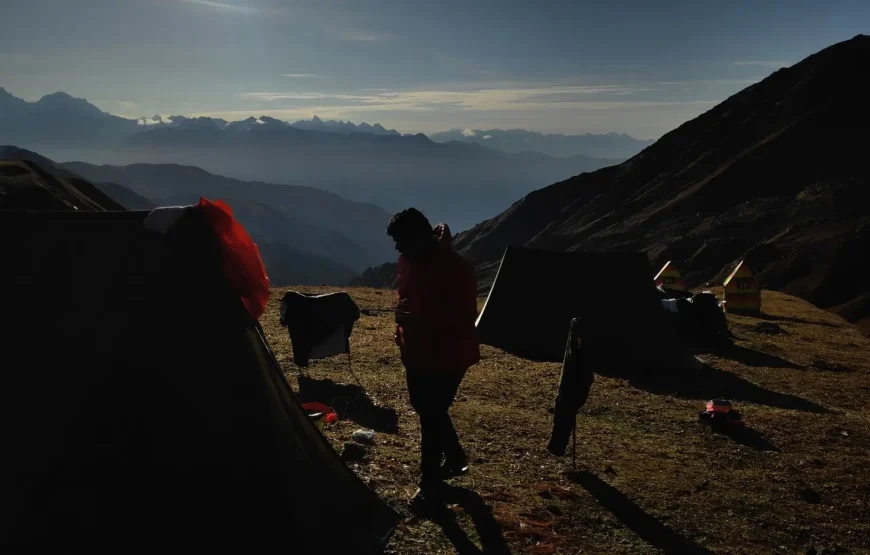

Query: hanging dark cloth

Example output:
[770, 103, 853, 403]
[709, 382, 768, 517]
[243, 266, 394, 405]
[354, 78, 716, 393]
[547, 318, 594, 456]
[279, 291, 360, 367]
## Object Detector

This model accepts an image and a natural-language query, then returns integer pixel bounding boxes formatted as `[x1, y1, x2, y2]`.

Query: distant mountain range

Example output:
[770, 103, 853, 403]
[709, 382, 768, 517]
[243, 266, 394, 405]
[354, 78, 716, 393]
[429, 129, 655, 159]
[0, 87, 621, 230]
[289, 116, 400, 136]
[1, 146, 395, 285]
[136, 113, 401, 136]
[61, 160, 395, 272]
[454, 34, 870, 334]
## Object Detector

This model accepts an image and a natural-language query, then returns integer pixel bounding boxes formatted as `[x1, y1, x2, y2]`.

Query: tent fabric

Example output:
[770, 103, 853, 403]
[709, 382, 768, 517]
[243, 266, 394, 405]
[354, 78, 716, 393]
[475, 246, 697, 367]
[0, 210, 398, 553]
[279, 291, 361, 367]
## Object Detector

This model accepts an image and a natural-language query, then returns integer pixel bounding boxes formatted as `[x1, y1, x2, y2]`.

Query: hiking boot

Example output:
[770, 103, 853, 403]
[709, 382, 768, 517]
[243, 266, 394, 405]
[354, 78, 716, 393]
[440, 458, 470, 480]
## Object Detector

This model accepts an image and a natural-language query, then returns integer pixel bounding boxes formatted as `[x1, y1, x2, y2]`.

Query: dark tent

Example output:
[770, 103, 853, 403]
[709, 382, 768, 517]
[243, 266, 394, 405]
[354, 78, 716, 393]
[475, 246, 696, 367]
[0, 209, 398, 553]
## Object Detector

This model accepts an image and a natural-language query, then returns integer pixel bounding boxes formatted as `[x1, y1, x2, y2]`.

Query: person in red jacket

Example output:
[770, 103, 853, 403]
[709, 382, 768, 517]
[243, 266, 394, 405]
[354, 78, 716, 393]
[387, 208, 480, 506]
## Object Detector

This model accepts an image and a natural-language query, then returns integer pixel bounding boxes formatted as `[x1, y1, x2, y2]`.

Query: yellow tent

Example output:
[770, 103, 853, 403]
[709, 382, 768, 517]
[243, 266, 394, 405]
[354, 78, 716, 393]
[654, 261, 687, 291]
[723, 260, 761, 312]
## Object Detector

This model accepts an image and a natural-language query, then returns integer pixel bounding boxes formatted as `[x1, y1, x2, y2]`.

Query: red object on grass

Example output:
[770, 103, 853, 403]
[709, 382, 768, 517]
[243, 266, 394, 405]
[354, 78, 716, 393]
[196, 197, 270, 320]
[302, 402, 338, 423]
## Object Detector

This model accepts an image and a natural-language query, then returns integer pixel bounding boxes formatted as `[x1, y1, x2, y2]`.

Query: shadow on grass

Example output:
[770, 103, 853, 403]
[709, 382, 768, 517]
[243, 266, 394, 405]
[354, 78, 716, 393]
[420, 486, 511, 555]
[699, 343, 803, 370]
[720, 426, 779, 452]
[597, 361, 829, 413]
[757, 313, 840, 328]
[567, 471, 714, 555]
[296, 374, 399, 433]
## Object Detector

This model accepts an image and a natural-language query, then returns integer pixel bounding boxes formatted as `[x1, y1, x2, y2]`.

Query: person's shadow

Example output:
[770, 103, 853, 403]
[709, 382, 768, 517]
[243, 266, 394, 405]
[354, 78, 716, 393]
[567, 471, 714, 555]
[418, 485, 512, 555]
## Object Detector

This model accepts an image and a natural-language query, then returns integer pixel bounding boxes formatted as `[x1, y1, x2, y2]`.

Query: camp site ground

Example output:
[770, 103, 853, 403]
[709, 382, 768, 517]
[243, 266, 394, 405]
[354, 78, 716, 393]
[264, 286, 870, 555]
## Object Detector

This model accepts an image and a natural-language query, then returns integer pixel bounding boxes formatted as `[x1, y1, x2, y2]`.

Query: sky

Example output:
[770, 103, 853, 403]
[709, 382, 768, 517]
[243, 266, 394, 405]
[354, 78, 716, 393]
[1, 0, 868, 139]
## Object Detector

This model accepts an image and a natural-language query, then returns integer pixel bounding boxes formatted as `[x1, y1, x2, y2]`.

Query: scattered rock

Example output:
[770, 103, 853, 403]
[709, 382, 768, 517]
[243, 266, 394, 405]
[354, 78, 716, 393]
[753, 322, 787, 335]
[352, 429, 376, 445]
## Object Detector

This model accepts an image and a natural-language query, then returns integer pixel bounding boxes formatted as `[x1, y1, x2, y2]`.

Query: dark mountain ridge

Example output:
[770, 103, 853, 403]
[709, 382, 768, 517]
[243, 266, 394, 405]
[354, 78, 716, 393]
[455, 35, 870, 333]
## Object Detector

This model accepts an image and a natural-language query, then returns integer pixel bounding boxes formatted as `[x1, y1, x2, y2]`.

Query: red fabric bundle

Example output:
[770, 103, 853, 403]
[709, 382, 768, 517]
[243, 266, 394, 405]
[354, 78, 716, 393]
[196, 197, 270, 320]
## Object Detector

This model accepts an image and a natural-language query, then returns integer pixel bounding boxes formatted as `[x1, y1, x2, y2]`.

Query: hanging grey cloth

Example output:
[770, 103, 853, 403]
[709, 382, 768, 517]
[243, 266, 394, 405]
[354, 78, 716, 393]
[279, 291, 360, 367]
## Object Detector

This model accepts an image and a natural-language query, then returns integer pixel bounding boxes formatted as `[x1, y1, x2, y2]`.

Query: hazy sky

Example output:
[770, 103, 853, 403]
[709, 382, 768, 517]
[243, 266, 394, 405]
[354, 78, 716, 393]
[1, 0, 867, 138]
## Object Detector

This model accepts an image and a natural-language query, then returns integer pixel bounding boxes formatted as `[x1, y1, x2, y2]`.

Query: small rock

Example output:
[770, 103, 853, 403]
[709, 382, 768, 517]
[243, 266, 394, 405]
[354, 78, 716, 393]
[352, 429, 376, 445]
[603, 465, 617, 476]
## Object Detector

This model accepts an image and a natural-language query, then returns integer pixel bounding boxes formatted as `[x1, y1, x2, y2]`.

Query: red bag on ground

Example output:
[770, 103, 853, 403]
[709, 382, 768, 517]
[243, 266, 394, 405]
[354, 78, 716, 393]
[196, 197, 270, 320]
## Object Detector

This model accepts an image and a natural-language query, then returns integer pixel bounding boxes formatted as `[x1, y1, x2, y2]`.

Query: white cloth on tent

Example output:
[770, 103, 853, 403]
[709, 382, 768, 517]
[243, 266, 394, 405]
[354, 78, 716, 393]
[144, 206, 191, 234]
[660, 299, 681, 313]
[308, 325, 348, 360]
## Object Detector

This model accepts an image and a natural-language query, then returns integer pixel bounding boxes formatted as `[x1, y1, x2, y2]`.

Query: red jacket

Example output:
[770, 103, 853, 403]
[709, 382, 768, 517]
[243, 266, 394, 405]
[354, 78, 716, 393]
[395, 224, 480, 374]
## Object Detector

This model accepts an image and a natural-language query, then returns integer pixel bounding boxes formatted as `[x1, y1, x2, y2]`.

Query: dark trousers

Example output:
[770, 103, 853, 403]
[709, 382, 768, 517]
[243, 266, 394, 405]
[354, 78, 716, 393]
[406, 369, 467, 486]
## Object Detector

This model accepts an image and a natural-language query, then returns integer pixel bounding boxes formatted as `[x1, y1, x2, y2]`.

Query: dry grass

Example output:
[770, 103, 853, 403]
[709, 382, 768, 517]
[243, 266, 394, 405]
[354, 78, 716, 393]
[261, 287, 870, 555]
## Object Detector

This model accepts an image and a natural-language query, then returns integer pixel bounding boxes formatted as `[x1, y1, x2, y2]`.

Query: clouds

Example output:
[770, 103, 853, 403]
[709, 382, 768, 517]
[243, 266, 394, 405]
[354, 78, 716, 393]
[236, 82, 712, 114]
[282, 74, 326, 79]
[179, 0, 265, 15]
[223, 80, 731, 137]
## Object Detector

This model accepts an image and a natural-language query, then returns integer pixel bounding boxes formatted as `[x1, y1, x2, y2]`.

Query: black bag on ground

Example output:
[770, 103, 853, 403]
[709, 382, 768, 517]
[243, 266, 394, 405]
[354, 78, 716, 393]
[547, 318, 594, 456]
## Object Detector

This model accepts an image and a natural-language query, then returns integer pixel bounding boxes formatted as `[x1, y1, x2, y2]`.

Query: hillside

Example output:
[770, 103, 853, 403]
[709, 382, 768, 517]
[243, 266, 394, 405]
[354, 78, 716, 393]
[262, 286, 870, 555]
[455, 35, 870, 333]
[0, 146, 125, 211]
[62, 161, 395, 271]
[0, 148, 359, 286]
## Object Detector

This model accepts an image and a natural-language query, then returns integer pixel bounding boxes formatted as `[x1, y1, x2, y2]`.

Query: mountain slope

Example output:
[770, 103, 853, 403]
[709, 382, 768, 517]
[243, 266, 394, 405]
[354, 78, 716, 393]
[0, 146, 126, 211]
[455, 35, 870, 331]
[93, 182, 156, 210]
[62, 161, 395, 270]
[0, 90, 139, 146]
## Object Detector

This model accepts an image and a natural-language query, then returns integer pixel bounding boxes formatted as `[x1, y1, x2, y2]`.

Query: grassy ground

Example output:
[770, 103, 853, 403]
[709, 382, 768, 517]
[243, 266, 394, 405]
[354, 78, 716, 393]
[261, 287, 870, 555]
